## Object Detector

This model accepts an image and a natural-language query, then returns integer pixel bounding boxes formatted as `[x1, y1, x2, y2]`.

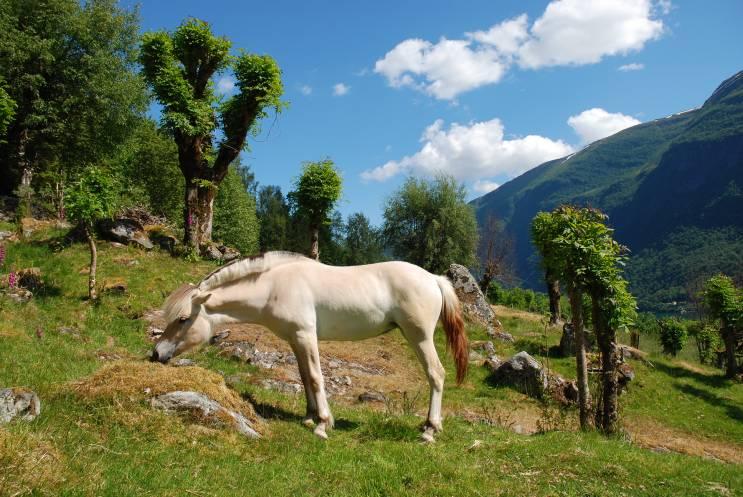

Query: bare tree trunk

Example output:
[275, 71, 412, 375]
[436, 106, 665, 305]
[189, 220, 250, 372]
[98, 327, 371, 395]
[310, 225, 319, 260]
[593, 295, 618, 434]
[722, 319, 738, 378]
[86, 226, 97, 301]
[184, 182, 216, 252]
[547, 274, 561, 325]
[569, 283, 591, 430]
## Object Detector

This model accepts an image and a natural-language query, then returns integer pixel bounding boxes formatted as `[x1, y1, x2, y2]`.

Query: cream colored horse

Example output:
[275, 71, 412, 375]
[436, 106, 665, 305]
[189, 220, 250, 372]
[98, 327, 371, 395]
[151, 252, 468, 441]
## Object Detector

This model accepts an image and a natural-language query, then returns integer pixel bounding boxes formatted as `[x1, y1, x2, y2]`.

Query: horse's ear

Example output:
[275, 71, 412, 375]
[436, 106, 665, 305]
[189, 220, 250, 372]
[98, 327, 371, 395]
[191, 292, 212, 306]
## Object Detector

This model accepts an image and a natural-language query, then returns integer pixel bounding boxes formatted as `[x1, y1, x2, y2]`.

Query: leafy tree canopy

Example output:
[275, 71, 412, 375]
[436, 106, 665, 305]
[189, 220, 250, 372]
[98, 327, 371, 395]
[288, 159, 343, 225]
[65, 166, 118, 228]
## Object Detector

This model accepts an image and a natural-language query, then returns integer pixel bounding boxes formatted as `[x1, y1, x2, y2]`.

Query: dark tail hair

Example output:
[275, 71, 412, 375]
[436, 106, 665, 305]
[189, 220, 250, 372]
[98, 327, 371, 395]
[437, 276, 468, 384]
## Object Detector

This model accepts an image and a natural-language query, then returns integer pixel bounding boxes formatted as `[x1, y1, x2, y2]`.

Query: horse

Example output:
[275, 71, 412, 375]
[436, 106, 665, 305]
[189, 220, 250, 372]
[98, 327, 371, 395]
[150, 251, 468, 441]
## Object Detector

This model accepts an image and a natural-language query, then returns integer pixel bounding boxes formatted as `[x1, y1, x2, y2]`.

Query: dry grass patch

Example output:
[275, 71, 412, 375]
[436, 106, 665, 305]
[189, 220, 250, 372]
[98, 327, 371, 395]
[492, 305, 546, 323]
[70, 360, 261, 426]
[0, 428, 65, 496]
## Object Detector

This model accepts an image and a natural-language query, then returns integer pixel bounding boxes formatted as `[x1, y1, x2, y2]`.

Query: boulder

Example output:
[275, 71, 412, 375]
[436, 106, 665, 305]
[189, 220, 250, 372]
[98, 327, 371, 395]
[446, 264, 502, 339]
[0, 230, 14, 241]
[98, 218, 154, 250]
[219, 245, 241, 262]
[204, 243, 223, 261]
[151, 391, 260, 438]
[483, 354, 503, 373]
[0, 388, 41, 423]
[491, 351, 549, 398]
[358, 391, 386, 403]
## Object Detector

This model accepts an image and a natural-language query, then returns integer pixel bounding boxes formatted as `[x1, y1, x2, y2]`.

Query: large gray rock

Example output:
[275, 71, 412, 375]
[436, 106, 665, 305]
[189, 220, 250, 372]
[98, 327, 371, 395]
[0, 388, 41, 423]
[151, 391, 260, 438]
[98, 218, 154, 250]
[491, 351, 548, 397]
[446, 264, 506, 340]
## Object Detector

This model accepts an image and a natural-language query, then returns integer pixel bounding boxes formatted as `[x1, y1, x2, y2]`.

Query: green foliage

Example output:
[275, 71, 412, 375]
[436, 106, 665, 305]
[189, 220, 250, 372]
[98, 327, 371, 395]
[345, 212, 385, 265]
[383, 175, 478, 273]
[213, 166, 259, 254]
[0, 84, 15, 139]
[288, 159, 343, 227]
[687, 321, 722, 364]
[65, 166, 118, 228]
[257, 185, 290, 252]
[634, 311, 660, 336]
[704, 273, 743, 329]
[658, 318, 688, 356]
[487, 282, 552, 314]
[0, 0, 147, 193]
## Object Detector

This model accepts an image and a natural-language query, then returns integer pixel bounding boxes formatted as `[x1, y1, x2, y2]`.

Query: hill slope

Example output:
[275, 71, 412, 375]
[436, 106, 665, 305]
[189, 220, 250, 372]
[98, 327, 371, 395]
[471, 70, 743, 311]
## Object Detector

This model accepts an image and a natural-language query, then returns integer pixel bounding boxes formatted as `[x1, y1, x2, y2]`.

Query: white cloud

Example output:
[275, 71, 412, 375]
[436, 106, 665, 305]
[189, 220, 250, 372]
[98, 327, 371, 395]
[618, 62, 645, 71]
[567, 108, 641, 145]
[216, 76, 235, 94]
[333, 83, 350, 96]
[375, 0, 667, 99]
[299, 85, 312, 95]
[472, 180, 501, 194]
[361, 118, 573, 182]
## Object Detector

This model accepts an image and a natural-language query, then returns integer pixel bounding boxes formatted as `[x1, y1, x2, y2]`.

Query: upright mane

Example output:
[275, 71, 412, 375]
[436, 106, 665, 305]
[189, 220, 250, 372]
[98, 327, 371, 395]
[198, 251, 309, 292]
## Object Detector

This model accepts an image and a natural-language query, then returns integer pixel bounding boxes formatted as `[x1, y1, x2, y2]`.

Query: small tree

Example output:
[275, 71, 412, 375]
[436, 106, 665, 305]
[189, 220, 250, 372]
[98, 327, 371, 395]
[383, 175, 478, 273]
[345, 212, 384, 265]
[658, 318, 688, 357]
[66, 166, 118, 300]
[477, 214, 516, 293]
[140, 18, 284, 251]
[288, 159, 342, 260]
[531, 212, 565, 326]
[704, 274, 742, 377]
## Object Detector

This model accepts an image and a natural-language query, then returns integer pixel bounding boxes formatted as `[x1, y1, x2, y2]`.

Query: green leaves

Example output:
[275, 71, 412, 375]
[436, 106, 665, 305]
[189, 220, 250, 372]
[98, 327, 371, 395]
[704, 274, 742, 327]
[658, 317, 688, 356]
[0, 84, 15, 140]
[65, 166, 118, 227]
[289, 159, 343, 224]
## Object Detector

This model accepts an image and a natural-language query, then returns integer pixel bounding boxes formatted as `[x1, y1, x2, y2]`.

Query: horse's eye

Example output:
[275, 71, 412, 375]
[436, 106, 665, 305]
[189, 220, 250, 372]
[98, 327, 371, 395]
[179, 316, 189, 323]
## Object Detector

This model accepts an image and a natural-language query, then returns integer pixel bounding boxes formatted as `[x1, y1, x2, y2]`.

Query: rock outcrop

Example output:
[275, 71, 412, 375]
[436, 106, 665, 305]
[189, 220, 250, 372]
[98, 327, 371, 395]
[446, 264, 510, 341]
[0, 388, 41, 423]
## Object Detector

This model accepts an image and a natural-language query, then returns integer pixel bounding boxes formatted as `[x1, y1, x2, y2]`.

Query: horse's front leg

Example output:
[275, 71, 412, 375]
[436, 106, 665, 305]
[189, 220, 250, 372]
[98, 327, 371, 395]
[291, 330, 334, 439]
[289, 341, 318, 427]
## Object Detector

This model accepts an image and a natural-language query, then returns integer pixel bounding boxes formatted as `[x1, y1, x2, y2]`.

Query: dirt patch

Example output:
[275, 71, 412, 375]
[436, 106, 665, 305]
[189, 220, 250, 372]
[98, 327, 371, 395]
[218, 323, 426, 403]
[626, 416, 743, 464]
[70, 360, 261, 426]
[0, 428, 65, 496]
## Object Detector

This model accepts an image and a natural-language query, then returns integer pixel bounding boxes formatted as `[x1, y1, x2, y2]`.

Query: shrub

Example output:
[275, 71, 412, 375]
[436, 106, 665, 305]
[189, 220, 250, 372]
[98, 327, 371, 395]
[658, 317, 688, 356]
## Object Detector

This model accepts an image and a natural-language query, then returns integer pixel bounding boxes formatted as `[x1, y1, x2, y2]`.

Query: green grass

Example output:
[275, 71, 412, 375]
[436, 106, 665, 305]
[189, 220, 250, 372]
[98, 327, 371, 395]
[1, 229, 741, 496]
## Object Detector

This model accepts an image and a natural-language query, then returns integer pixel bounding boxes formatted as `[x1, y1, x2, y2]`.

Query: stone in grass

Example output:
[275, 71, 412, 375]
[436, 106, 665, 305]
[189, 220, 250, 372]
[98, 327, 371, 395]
[260, 379, 302, 395]
[172, 358, 196, 367]
[0, 388, 41, 423]
[491, 351, 549, 398]
[151, 391, 260, 439]
[358, 391, 386, 403]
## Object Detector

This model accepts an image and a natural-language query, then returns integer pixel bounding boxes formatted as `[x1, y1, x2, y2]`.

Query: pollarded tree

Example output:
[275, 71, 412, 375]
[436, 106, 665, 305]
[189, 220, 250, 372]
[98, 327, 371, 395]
[531, 212, 565, 326]
[140, 18, 284, 251]
[704, 274, 742, 377]
[66, 166, 118, 301]
[288, 159, 342, 260]
[383, 175, 478, 274]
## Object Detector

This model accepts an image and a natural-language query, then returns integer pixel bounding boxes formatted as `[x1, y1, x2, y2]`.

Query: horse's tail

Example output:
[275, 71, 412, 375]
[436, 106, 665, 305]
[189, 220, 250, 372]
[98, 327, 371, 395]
[436, 276, 468, 385]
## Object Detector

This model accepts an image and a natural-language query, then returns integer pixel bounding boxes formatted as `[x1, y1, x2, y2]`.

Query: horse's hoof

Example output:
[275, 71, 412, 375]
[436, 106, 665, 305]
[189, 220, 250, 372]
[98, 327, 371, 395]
[302, 417, 316, 428]
[420, 429, 436, 443]
[313, 425, 328, 440]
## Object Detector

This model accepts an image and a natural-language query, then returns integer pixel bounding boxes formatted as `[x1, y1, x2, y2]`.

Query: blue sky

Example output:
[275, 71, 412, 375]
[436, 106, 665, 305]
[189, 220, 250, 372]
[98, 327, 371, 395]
[126, 0, 742, 225]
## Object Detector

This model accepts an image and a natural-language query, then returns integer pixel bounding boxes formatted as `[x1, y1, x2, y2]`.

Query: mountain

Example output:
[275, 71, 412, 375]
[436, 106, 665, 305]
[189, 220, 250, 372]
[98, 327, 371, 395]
[471, 71, 743, 312]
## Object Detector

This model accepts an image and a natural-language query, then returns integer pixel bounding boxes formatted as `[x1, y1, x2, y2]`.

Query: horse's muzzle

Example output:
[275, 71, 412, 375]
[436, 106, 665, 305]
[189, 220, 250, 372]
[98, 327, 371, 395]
[149, 349, 170, 364]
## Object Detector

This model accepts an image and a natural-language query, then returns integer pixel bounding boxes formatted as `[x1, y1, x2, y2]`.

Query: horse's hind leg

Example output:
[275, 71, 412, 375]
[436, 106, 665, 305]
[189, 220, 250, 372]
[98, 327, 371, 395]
[400, 323, 446, 442]
[291, 330, 334, 439]
[289, 341, 318, 427]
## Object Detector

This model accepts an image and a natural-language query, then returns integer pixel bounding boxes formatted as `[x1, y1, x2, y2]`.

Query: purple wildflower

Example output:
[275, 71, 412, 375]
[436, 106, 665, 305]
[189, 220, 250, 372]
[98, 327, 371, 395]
[0, 244, 5, 267]
[8, 271, 17, 289]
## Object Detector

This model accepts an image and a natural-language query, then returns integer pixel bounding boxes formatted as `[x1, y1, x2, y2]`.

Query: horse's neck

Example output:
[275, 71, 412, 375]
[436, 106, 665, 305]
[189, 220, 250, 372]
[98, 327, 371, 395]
[203, 276, 271, 326]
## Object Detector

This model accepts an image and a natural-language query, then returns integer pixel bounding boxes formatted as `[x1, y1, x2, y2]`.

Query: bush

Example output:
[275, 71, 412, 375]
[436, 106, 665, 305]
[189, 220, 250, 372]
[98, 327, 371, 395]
[486, 282, 551, 315]
[687, 321, 722, 364]
[658, 318, 688, 356]
[212, 167, 259, 255]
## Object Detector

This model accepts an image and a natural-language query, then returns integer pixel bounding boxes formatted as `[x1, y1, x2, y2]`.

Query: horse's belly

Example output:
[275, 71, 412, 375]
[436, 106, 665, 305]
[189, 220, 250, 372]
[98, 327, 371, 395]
[315, 308, 392, 341]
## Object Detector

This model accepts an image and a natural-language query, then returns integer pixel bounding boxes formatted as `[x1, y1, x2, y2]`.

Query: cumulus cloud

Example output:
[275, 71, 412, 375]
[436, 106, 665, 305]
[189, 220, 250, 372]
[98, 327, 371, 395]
[618, 62, 645, 71]
[332, 83, 350, 96]
[216, 76, 236, 94]
[472, 180, 501, 194]
[375, 0, 668, 99]
[299, 85, 313, 95]
[567, 108, 641, 145]
[361, 118, 573, 182]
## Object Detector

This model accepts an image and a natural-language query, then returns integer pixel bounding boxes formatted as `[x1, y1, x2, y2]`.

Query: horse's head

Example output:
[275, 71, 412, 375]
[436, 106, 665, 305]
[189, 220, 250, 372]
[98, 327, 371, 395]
[150, 285, 213, 364]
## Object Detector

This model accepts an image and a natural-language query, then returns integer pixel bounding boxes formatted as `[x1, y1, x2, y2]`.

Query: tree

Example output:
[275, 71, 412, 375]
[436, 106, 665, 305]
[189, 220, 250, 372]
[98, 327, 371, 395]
[531, 212, 565, 326]
[0, 84, 14, 139]
[658, 318, 688, 356]
[66, 166, 118, 301]
[383, 175, 478, 274]
[704, 274, 742, 377]
[0, 0, 147, 199]
[212, 165, 259, 255]
[477, 215, 515, 293]
[345, 212, 384, 266]
[288, 159, 342, 260]
[139, 18, 284, 251]
[257, 185, 290, 252]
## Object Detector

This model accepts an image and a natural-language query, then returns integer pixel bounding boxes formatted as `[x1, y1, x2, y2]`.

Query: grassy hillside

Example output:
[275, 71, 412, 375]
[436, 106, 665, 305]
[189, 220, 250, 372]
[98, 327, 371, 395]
[1, 227, 741, 496]
[471, 71, 743, 312]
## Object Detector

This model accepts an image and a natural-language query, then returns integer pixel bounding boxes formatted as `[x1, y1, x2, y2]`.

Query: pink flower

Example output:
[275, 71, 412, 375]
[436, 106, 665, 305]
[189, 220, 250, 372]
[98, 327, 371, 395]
[8, 271, 17, 289]
[0, 245, 5, 267]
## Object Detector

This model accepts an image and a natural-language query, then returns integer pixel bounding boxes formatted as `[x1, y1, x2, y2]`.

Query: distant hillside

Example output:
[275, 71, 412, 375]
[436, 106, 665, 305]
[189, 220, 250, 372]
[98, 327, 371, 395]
[471, 70, 743, 312]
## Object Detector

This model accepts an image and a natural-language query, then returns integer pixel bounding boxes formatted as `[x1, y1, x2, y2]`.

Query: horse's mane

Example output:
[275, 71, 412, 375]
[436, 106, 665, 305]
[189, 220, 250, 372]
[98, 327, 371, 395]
[162, 252, 309, 324]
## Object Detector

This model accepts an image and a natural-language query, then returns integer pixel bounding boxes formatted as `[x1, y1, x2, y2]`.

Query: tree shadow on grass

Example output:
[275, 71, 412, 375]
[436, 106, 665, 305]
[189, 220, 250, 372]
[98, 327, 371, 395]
[654, 361, 728, 388]
[675, 383, 743, 422]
